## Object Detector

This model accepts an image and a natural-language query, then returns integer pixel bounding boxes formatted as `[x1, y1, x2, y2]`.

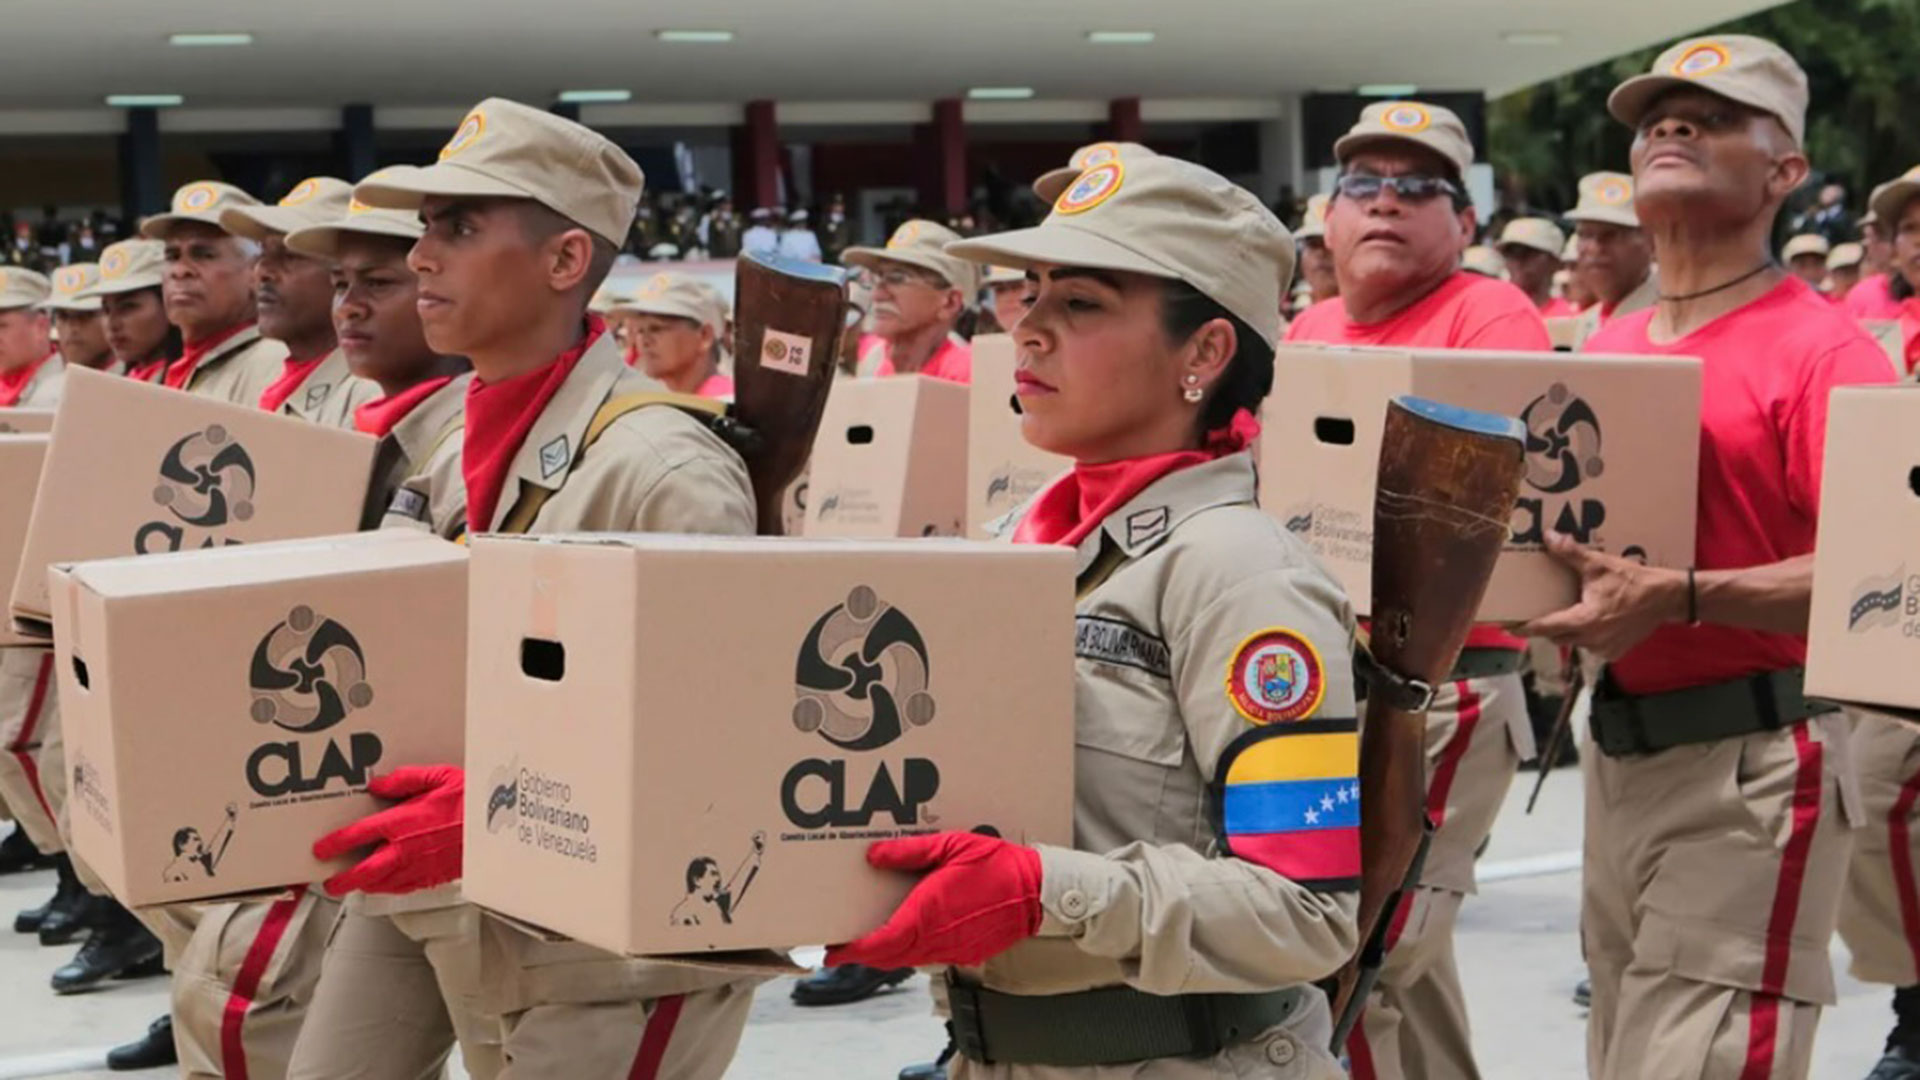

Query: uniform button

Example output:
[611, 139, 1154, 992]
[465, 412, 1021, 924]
[1266, 1036, 1297, 1066]
[1058, 889, 1089, 919]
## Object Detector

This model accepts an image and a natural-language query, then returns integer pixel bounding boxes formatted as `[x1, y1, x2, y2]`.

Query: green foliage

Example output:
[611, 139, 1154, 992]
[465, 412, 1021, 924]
[1490, 0, 1920, 209]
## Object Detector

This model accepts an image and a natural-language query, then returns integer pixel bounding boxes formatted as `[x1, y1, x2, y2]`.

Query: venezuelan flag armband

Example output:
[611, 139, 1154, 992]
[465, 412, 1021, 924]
[1208, 719, 1360, 893]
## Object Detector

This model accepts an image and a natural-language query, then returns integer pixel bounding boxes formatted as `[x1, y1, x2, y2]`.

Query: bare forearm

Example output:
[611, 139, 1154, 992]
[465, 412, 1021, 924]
[1693, 554, 1815, 635]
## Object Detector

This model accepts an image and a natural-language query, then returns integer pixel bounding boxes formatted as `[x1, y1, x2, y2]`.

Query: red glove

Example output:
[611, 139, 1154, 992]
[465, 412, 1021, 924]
[826, 831, 1043, 970]
[313, 765, 464, 897]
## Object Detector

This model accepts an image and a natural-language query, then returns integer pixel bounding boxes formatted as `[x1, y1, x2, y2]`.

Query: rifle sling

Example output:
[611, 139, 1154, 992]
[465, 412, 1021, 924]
[494, 392, 728, 536]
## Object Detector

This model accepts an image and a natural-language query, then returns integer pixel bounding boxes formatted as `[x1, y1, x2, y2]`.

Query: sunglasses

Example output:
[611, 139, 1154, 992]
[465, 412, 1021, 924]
[1335, 173, 1465, 205]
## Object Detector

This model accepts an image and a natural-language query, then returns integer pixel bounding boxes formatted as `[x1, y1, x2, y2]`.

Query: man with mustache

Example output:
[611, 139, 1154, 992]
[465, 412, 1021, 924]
[1524, 37, 1891, 1079]
[222, 177, 377, 426]
[844, 220, 977, 383]
[1285, 100, 1549, 1080]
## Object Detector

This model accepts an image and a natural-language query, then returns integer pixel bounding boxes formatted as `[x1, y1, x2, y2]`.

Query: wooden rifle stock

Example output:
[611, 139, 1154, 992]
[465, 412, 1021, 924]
[729, 253, 849, 535]
[1328, 396, 1526, 1048]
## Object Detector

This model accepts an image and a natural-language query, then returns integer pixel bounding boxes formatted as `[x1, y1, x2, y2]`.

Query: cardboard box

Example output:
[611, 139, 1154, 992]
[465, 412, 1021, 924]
[966, 335, 1068, 537]
[1807, 386, 1920, 719]
[804, 376, 967, 538]
[13, 368, 380, 636]
[462, 533, 1076, 957]
[52, 530, 469, 907]
[0, 409, 55, 434]
[1259, 345, 1702, 621]
[0, 436, 49, 647]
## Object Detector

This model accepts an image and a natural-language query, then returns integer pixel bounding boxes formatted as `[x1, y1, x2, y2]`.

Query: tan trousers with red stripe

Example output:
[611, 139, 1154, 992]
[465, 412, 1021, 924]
[1837, 713, 1920, 987]
[1348, 671, 1530, 1080]
[172, 890, 341, 1080]
[1583, 713, 1857, 1080]
[0, 648, 61, 854]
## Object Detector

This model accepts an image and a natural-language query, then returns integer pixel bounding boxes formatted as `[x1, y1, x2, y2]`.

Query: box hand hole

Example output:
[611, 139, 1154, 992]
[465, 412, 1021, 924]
[1314, 417, 1356, 445]
[847, 425, 875, 445]
[1909, 467, 1920, 498]
[521, 639, 565, 682]
[71, 656, 89, 690]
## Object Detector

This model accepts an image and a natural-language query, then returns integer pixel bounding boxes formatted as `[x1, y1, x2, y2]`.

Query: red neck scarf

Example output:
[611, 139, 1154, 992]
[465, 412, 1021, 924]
[355, 375, 455, 438]
[463, 317, 606, 535]
[165, 322, 252, 391]
[0, 353, 53, 407]
[258, 353, 330, 413]
[130, 356, 171, 384]
[1012, 410, 1260, 548]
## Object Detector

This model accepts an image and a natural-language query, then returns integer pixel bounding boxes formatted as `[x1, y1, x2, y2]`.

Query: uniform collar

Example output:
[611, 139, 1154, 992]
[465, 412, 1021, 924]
[199, 323, 264, 368]
[388, 371, 472, 464]
[486, 332, 626, 532]
[293, 348, 353, 413]
[1082, 452, 1258, 562]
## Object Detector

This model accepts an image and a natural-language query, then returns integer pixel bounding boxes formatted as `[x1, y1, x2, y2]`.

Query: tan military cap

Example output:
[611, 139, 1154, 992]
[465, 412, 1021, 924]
[982, 265, 1026, 286]
[1827, 242, 1865, 271]
[949, 149, 1294, 348]
[1608, 35, 1808, 148]
[222, 177, 355, 242]
[1497, 218, 1566, 258]
[77, 239, 166, 299]
[1782, 233, 1831, 262]
[1566, 172, 1640, 230]
[1869, 166, 1920, 232]
[1032, 142, 1158, 203]
[1334, 101, 1474, 180]
[1294, 194, 1330, 242]
[354, 98, 645, 246]
[43, 264, 102, 312]
[1462, 245, 1508, 279]
[141, 181, 262, 240]
[588, 287, 628, 314]
[620, 271, 729, 335]
[0, 268, 50, 312]
[285, 171, 428, 260]
[843, 220, 982, 297]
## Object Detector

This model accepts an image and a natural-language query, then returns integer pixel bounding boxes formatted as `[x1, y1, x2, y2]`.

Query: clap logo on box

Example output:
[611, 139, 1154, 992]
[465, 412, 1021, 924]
[1512, 383, 1608, 547]
[135, 425, 257, 554]
[244, 606, 382, 800]
[781, 586, 941, 834]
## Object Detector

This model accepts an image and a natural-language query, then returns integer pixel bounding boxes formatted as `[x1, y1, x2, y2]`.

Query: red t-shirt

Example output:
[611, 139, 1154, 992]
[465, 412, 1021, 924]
[1588, 277, 1895, 696]
[1541, 297, 1582, 319]
[1845, 273, 1903, 321]
[868, 335, 973, 384]
[1287, 273, 1552, 650]
[696, 373, 734, 399]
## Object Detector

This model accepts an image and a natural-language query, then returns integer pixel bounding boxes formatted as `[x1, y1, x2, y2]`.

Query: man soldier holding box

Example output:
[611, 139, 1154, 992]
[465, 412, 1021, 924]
[1565, 172, 1658, 351]
[843, 220, 978, 382]
[313, 97, 763, 1080]
[1285, 99, 1547, 1080]
[1523, 36, 1891, 1080]
[222, 177, 378, 426]
[141, 181, 289, 405]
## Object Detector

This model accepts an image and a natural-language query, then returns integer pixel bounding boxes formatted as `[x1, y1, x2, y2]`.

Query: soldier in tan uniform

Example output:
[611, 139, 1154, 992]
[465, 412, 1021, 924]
[222, 177, 378, 426]
[1523, 36, 1890, 1080]
[1295, 194, 1338, 305]
[76, 239, 180, 383]
[622, 272, 734, 398]
[0, 268, 64, 407]
[140, 180, 290, 404]
[44, 263, 117, 373]
[313, 98, 763, 1080]
[823, 146, 1361, 1080]
[1567, 172, 1658, 350]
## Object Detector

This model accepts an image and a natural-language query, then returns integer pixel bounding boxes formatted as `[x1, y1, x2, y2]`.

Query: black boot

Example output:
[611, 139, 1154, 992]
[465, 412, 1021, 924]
[790, 964, 915, 1006]
[1868, 986, 1920, 1080]
[106, 1015, 177, 1071]
[0, 826, 52, 874]
[899, 1031, 956, 1080]
[38, 882, 108, 946]
[1573, 976, 1592, 1009]
[15, 853, 80, 934]
[51, 902, 164, 994]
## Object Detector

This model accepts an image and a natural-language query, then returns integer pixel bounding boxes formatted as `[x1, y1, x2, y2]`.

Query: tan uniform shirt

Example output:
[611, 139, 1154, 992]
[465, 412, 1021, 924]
[15, 354, 64, 408]
[976, 454, 1360, 999]
[279, 349, 379, 428]
[1573, 272, 1659, 352]
[183, 326, 290, 407]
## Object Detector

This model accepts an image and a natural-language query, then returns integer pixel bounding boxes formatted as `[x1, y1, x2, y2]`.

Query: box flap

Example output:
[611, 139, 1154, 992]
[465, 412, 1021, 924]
[66, 530, 464, 599]
[471, 532, 1058, 558]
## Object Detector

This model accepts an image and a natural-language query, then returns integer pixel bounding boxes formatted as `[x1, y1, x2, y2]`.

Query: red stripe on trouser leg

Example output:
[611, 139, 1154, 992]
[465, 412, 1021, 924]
[1738, 722, 1824, 1080]
[4, 654, 54, 821]
[1888, 768, 1920, 977]
[1347, 1020, 1379, 1080]
[1425, 679, 1481, 831]
[628, 993, 687, 1080]
[219, 889, 304, 1080]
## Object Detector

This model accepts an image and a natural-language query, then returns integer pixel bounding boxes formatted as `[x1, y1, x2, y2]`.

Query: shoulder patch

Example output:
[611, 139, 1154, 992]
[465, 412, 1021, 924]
[1226, 628, 1325, 725]
[305, 383, 330, 411]
[539, 435, 571, 479]
[385, 488, 429, 523]
[1074, 616, 1169, 678]
[1211, 720, 1360, 892]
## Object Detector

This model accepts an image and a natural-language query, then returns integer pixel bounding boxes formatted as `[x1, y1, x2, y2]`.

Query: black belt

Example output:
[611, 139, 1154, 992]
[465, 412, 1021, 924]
[1590, 666, 1835, 757]
[1448, 646, 1525, 681]
[947, 979, 1305, 1066]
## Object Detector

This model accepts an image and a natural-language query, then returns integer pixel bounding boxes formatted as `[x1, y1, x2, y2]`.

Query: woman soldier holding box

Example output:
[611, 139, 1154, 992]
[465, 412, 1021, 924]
[75, 239, 180, 383]
[827, 147, 1361, 1079]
